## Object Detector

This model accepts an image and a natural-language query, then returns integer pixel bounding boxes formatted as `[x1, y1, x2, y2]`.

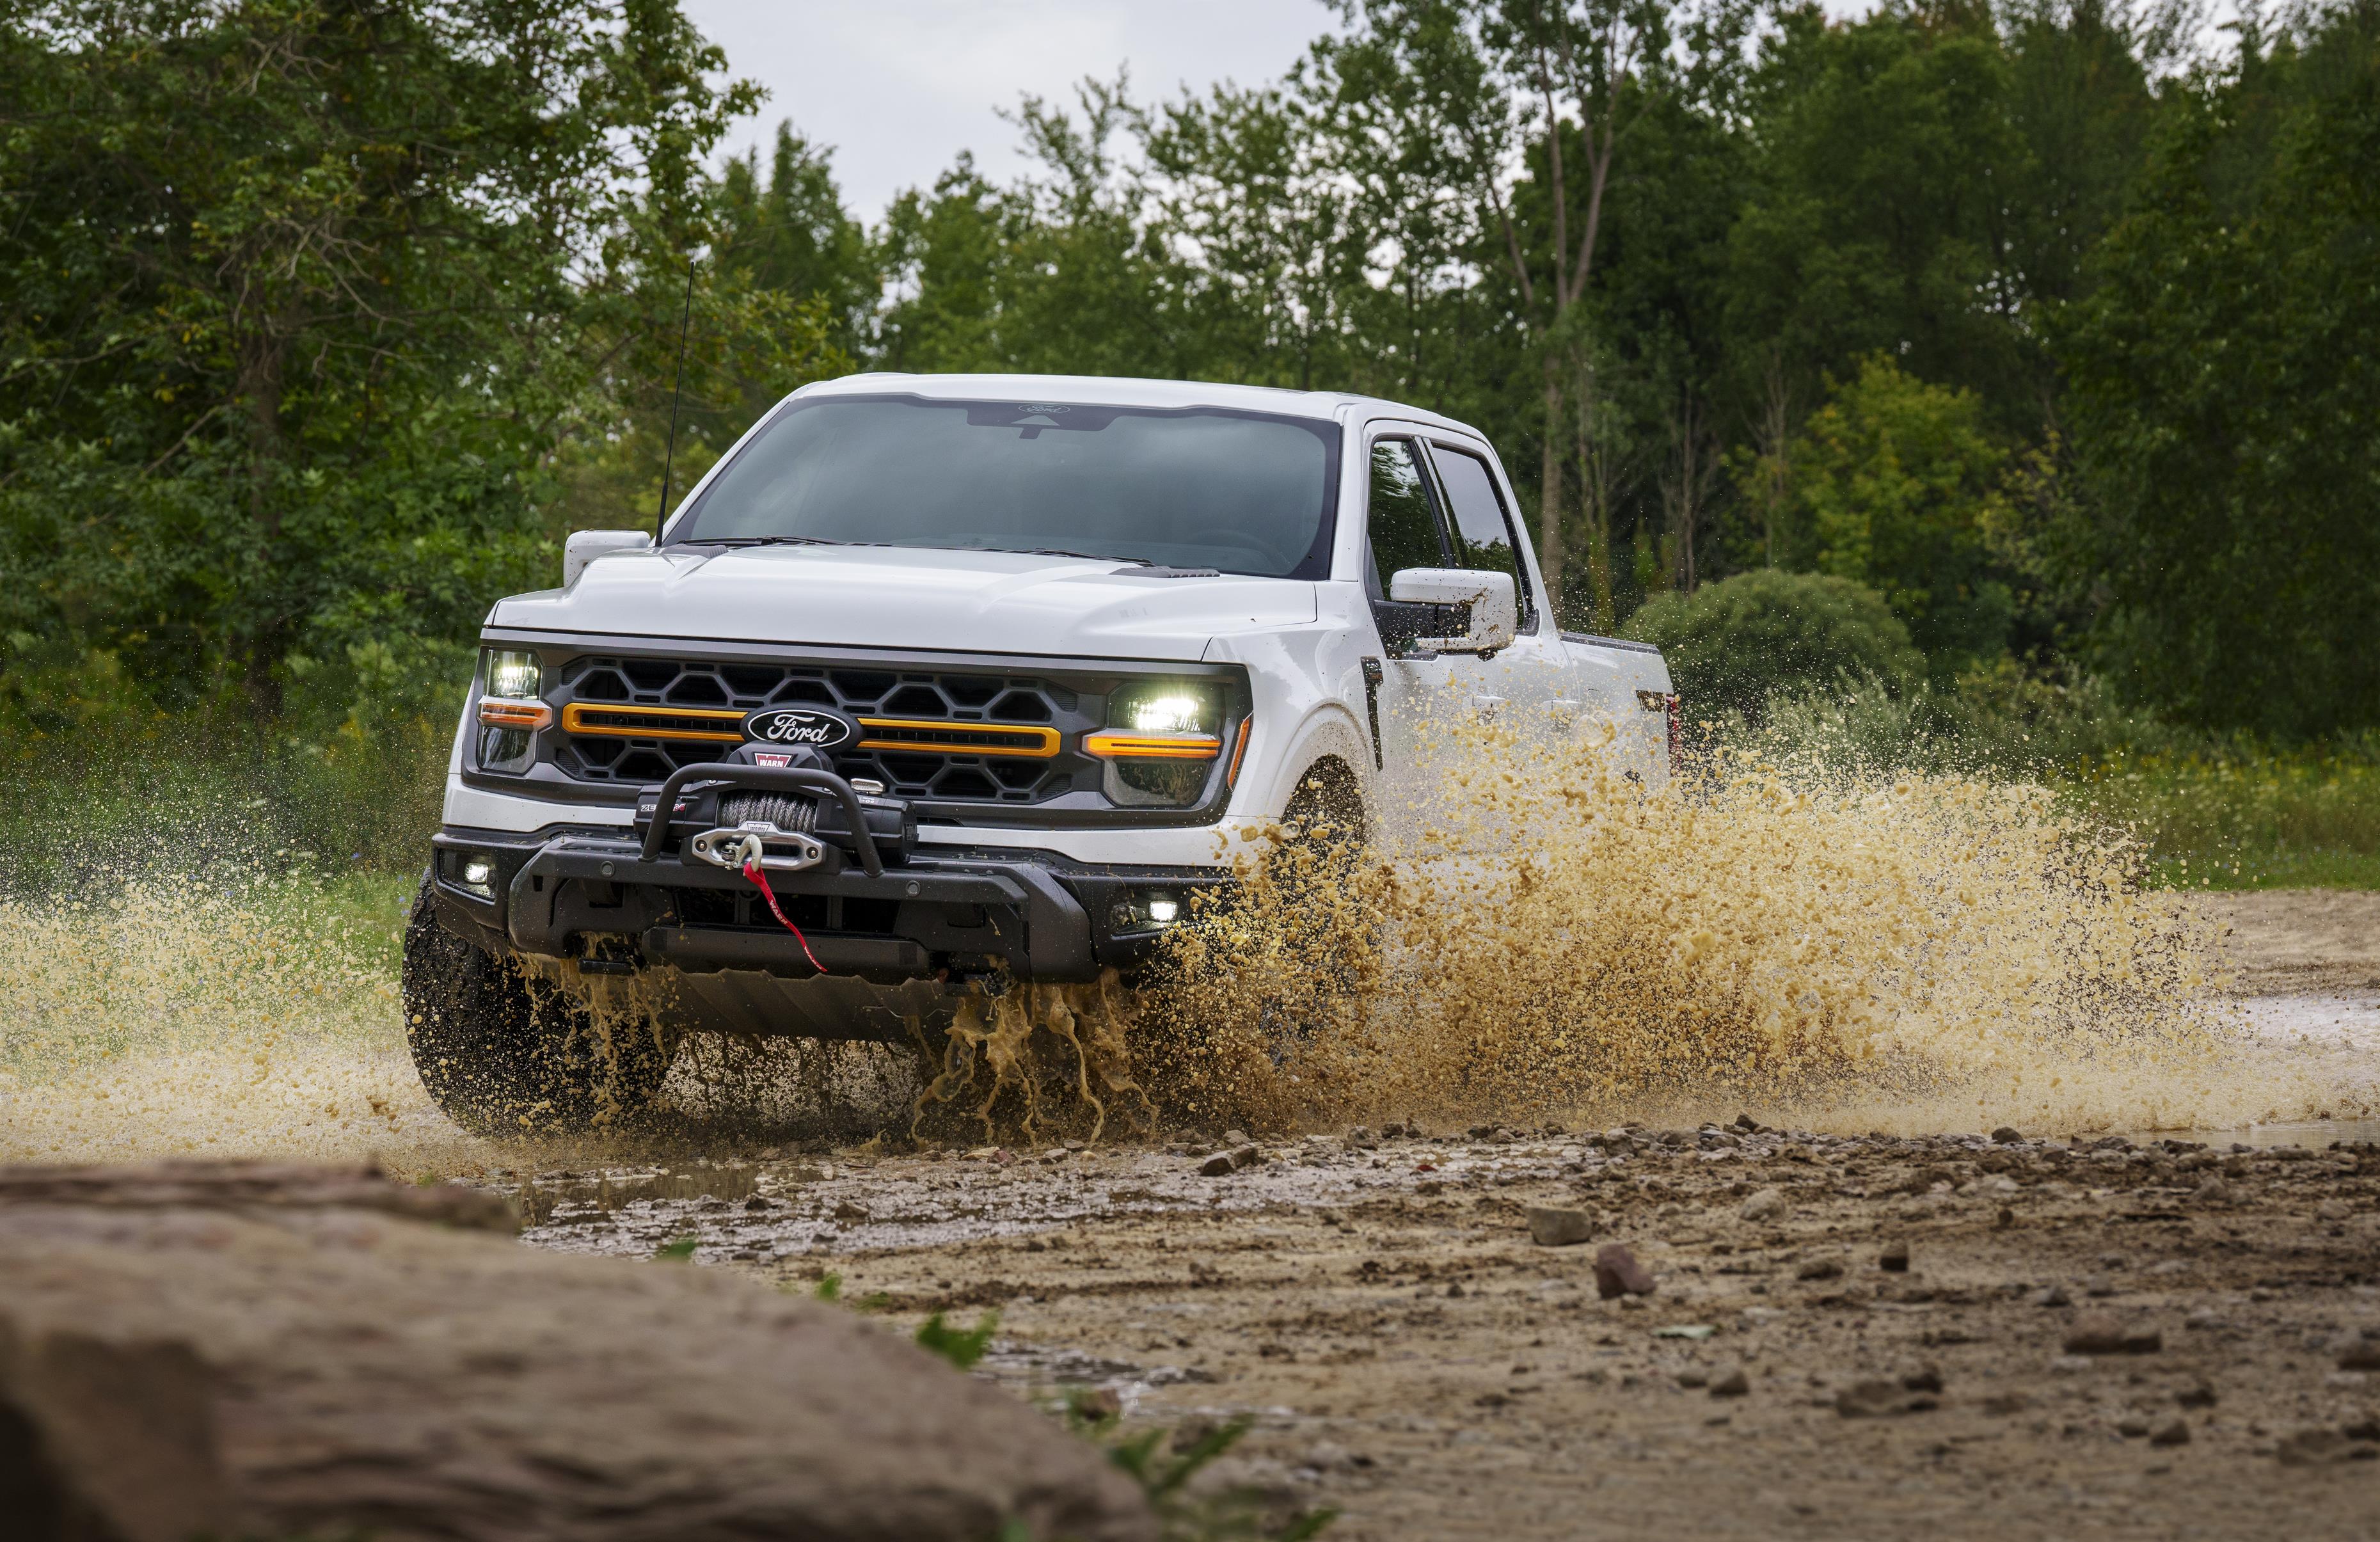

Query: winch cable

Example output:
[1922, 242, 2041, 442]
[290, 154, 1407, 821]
[738, 858, 826, 974]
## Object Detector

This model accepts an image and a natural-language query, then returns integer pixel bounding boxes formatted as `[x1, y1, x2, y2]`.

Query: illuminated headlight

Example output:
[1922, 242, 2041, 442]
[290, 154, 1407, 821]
[1145, 893, 1180, 925]
[486, 649, 542, 701]
[1090, 681, 1225, 808]
[1128, 694, 1207, 734]
[476, 649, 546, 772]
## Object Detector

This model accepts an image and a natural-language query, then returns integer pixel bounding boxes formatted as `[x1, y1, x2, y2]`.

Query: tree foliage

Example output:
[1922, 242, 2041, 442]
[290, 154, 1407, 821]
[3, 0, 2374, 745]
[2058, 2, 2380, 736]
[0, 0, 838, 738]
[1787, 356, 2015, 673]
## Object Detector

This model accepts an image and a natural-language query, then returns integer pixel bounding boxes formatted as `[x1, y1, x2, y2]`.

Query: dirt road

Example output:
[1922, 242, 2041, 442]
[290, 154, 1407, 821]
[508, 889, 2380, 1541]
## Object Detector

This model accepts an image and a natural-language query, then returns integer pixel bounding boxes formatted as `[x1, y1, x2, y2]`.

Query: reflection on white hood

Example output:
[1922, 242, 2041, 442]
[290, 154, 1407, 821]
[490, 544, 1317, 662]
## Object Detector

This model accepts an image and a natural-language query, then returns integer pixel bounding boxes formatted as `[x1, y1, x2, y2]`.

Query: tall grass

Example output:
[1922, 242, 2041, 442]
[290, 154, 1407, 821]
[0, 704, 450, 898]
[1727, 664, 2380, 890]
[2072, 744, 2380, 889]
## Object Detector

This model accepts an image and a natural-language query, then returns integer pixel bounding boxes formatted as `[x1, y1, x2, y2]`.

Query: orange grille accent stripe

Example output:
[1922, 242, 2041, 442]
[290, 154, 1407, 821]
[855, 719, 1060, 758]
[560, 703, 745, 742]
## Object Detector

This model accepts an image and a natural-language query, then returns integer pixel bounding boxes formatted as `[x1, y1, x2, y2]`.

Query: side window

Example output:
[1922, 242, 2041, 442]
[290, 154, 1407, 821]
[1428, 445, 1535, 629]
[1365, 438, 1447, 598]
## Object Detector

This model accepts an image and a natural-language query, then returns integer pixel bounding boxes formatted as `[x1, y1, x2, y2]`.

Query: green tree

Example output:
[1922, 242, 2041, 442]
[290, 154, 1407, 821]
[1722, 7, 2033, 443]
[0, 0, 762, 728]
[878, 81, 1186, 378]
[1784, 355, 2015, 672]
[2057, 1, 2380, 735]
[716, 123, 880, 363]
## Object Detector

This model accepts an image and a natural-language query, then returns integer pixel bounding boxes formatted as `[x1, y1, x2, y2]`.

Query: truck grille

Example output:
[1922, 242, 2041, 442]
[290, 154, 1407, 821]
[549, 655, 1099, 804]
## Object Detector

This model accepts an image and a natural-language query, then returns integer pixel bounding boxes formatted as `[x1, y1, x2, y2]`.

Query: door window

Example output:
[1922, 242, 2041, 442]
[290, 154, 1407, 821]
[1428, 445, 1535, 630]
[1365, 438, 1448, 598]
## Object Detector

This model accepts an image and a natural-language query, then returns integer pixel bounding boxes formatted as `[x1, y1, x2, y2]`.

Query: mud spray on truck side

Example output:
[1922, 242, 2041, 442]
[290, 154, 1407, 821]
[402, 374, 1675, 1133]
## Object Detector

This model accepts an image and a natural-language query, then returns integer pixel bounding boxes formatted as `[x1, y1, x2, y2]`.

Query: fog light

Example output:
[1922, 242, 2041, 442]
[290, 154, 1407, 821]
[1107, 889, 1186, 934]
[459, 855, 495, 898]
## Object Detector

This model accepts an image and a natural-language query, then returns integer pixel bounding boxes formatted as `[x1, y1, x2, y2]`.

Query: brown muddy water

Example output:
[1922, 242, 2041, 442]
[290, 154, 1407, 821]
[6, 741, 2379, 1539]
[5, 735, 2367, 1170]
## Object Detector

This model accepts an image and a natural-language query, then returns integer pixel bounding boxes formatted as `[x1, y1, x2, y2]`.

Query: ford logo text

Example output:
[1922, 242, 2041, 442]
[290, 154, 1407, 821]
[742, 707, 857, 750]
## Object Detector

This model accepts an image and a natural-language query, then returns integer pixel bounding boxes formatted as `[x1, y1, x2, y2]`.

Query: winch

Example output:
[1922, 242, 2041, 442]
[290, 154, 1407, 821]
[631, 745, 915, 874]
[686, 820, 828, 873]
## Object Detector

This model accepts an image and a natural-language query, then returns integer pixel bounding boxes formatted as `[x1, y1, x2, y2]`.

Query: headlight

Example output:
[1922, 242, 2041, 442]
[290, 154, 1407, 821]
[1126, 693, 1207, 735]
[486, 649, 542, 701]
[475, 649, 546, 774]
[1088, 681, 1226, 807]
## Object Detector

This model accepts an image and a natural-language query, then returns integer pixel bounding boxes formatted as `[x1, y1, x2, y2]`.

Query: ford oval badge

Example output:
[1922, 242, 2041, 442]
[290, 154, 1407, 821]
[742, 706, 857, 750]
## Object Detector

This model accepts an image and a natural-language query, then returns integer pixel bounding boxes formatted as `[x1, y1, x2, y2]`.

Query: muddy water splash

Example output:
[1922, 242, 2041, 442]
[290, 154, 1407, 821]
[0, 873, 473, 1166]
[1122, 714, 2353, 1137]
[1, 722, 2363, 1166]
[911, 976, 1150, 1144]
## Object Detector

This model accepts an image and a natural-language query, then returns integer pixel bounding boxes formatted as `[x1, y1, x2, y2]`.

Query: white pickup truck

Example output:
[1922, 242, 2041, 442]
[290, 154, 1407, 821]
[403, 373, 1675, 1130]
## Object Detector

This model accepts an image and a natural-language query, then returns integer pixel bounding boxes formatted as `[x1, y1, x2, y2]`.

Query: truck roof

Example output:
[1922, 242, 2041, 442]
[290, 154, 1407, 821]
[795, 371, 1478, 434]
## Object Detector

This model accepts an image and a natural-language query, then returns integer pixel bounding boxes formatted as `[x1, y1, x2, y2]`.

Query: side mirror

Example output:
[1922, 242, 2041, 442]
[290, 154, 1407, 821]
[564, 529, 653, 587]
[1388, 568, 1518, 654]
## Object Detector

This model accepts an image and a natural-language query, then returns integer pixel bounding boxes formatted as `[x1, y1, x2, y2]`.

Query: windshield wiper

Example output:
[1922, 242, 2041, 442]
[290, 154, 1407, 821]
[1006, 546, 1149, 566]
[679, 535, 841, 549]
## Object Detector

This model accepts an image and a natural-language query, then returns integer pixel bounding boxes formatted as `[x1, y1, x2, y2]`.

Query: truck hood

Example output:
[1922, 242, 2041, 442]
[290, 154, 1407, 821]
[489, 544, 1317, 662]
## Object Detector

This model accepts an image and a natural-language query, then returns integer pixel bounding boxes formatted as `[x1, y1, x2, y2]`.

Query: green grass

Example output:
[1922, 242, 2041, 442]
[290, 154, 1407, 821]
[914, 1310, 999, 1370]
[2142, 849, 2380, 891]
[2070, 745, 2380, 891]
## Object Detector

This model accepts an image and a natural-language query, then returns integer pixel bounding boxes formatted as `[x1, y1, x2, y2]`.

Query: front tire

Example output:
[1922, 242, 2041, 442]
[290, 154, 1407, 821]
[401, 876, 674, 1134]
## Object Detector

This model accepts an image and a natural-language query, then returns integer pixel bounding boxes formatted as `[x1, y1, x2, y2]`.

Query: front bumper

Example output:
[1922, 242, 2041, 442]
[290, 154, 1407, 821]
[427, 823, 1230, 990]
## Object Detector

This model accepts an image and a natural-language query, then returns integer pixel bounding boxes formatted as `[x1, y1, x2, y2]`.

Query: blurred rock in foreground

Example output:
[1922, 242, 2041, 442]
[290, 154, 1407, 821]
[0, 1161, 1152, 1542]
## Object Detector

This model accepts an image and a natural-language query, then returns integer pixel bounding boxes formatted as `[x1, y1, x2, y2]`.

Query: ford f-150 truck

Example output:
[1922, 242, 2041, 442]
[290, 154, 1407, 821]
[402, 373, 1676, 1130]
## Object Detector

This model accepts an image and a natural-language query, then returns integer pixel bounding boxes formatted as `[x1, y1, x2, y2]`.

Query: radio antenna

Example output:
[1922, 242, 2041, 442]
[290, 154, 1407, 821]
[656, 247, 699, 540]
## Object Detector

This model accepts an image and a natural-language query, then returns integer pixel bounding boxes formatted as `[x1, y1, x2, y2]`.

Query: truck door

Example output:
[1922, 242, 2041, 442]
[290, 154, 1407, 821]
[1417, 438, 1567, 721]
[1361, 432, 1531, 827]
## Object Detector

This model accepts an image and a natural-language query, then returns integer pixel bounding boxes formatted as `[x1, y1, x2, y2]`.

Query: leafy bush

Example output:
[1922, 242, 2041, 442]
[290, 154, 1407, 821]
[1621, 569, 1923, 716]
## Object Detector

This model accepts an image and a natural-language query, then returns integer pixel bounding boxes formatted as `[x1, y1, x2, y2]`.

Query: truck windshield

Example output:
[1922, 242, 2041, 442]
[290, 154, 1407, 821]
[668, 395, 1339, 580]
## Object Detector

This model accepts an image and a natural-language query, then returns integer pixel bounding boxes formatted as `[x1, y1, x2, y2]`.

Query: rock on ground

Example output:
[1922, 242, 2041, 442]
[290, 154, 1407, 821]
[0, 1161, 1152, 1542]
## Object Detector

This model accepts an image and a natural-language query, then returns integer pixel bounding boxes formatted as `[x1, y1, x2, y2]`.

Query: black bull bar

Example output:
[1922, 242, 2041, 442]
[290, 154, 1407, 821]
[432, 764, 1229, 985]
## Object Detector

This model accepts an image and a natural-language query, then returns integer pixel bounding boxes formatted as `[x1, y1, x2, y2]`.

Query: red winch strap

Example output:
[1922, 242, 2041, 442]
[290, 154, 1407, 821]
[740, 859, 825, 973]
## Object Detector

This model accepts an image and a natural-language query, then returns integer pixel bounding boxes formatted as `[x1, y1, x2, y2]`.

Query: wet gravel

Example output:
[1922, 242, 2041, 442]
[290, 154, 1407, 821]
[500, 1105, 2380, 1541]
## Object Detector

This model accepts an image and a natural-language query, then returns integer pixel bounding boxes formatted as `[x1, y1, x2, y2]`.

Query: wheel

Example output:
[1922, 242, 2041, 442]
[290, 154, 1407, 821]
[1247, 764, 1380, 1060]
[1276, 762, 1371, 892]
[400, 875, 675, 1134]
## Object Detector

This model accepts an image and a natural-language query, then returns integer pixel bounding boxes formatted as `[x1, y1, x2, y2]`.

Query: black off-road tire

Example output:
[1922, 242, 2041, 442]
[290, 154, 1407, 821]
[401, 875, 674, 1134]
[1276, 761, 1372, 894]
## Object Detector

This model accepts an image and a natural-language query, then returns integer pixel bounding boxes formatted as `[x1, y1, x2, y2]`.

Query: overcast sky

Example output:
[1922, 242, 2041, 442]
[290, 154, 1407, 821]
[686, 1, 1892, 226]
[683, 1, 1350, 223]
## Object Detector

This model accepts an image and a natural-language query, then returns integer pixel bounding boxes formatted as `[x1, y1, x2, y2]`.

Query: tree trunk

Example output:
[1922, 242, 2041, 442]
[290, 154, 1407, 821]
[1757, 351, 1793, 569]
[239, 330, 288, 717]
[1537, 356, 1566, 621]
[1571, 350, 1615, 632]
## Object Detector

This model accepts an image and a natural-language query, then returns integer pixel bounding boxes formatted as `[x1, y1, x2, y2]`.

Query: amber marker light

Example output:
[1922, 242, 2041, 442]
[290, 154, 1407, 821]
[1084, 731, 1221, 760]
[1226, 719, 1253, 786]
[477, 698, 553, 730]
